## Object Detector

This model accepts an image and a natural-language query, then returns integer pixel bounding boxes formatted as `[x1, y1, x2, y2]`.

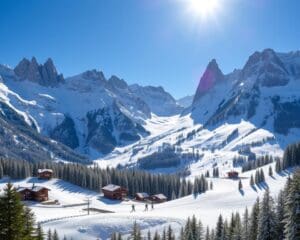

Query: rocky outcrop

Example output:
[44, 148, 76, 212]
[129, 84, 183, 116]
[241, 49, 289, 87]
[50, 115, 79, 149]
[14, 57, 64, 87]
[193, 59, 225, 104]
[86, 102, 149, 154]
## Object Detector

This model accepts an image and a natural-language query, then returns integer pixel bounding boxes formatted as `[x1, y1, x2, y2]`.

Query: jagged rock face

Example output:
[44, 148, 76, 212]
[14, 57, 64, 87]
[86, 103, 149, 154]
[190, 48, 300, 136]
[0, 101, 89, 163]
[81, 69, 106, 84]
[193, 59, 225, 104]
[129, 84, 183, 116]
[50, 115, 79, 149]
[272, 97, 300, 135]
[241, 49, 289, 87]
[107, 75, 128, 90]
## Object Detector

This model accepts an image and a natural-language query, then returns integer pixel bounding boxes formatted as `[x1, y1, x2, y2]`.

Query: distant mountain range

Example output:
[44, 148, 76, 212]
[0, 48, 299, 170]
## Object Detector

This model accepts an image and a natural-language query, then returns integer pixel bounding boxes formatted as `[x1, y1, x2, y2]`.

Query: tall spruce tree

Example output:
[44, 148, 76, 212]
[215, 214, 224, 240]
[257, 189, 277, 240]
[249, 198, 260, 240]
[0, 183, 34, 240]
[284, 169, 300, 240]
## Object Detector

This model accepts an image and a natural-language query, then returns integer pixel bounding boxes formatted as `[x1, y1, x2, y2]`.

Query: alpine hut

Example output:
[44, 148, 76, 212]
[102, 184, 128, 200]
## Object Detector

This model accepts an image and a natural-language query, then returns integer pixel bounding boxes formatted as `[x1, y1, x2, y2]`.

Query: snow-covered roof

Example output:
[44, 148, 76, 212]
[152, 194, 167, 200]
[38, 169, 53, 173]
[17, 185, 49, 192]
[136, 192, 149, 198]
[102, 184, 121, 192]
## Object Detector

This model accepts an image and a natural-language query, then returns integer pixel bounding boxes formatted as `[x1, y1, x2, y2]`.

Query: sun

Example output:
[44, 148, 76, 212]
[187, 0, 220, 20]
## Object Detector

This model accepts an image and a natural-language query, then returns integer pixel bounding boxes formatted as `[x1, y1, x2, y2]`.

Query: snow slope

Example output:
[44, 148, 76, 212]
[0, 163, 290, 239]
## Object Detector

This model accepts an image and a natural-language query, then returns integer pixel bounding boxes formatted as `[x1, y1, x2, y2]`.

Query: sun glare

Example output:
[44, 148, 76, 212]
[187, 0, 220, 20]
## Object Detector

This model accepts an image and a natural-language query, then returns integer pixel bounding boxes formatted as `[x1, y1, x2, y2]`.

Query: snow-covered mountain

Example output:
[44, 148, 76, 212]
[0, 58, 182, 160]
[177, 95, 194, 108]
[96, 49, 300, 176]
[190, 49, 300, 134]
[0, 49, 299, 169]
[129, 84, 183, 116]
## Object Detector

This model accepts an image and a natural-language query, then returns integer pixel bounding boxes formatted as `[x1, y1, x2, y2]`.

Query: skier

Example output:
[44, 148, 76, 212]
[151, 201, 154, 210]
[131, 204, 135, 212]
[145, 203, 148, 211]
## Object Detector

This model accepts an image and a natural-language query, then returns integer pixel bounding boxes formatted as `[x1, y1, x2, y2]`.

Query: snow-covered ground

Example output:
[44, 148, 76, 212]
[96, 113, 284, 177]
[0, 163, 290, 240]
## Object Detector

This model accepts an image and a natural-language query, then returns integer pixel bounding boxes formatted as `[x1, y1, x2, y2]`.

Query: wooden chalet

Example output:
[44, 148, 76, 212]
[37, 169, 53, 180]
[135, 192, 150, 201]
[227, 170, 239, 179]
[17, 184, 50, 202]
[150, 193, 167, 203]
[102, 184, 128, 200]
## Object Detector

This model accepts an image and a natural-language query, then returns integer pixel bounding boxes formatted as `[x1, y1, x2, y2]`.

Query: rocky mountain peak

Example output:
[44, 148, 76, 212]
[193, 59, 225, 103]
[108, 75, 128, 89]
[241, 48, 289, 87]
[14, 57, 64, 87]
[81, 69, 106, 84]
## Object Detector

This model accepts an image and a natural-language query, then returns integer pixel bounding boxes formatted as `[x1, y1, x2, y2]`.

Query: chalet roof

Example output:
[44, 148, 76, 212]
[38, 169, 53, 173]
[152, 193, 167, 200]
[136, 192, 149, 198]
[17, 186, 49, 193]
[227, 170, 239, 174]
[102, 184, 121, 192]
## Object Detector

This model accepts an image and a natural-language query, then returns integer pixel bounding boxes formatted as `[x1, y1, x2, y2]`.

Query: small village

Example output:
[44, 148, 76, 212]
[15, 168, 168, 207]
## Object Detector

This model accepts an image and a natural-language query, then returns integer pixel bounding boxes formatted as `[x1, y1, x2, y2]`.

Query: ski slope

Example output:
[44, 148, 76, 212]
[0, 163, 290, 240]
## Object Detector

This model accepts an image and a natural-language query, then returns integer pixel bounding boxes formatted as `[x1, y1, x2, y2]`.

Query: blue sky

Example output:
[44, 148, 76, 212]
[0, 0, 299, 98]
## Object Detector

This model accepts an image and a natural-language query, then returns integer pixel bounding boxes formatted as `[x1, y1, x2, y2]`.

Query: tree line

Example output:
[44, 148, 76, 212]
[0, 158, 209, 199]
[275, 141, 300, 172]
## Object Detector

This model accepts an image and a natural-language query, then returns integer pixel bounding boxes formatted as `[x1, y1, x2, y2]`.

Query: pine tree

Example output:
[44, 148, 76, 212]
[260, 169, 265, 182]
[53, 229, 59, 240]
[233, 213, 242, 240]
[111, 232, 117, 240]
[223, 220, 230, 240]
[238, 180, 243, 191]
[284, 169, 300, 240]
[268, 166, 273, 177]
[131, 222, 142, 240]
[250, 175, 254, 187]
[215, 214, 224, 240]
[167, 225, 175, 240]
[36, 223, 44, 240]
[47, 229, 52, 240]
[257, 189, 277, 240]
[275, 158, 282, 173]
[0, 183, 30, 240]
[242, 208, 250, 240]
[275, 190, 285, 240]
[23, 206, 36, 239]
[205, 227, 210, 240]
[191, 215, 199, 240]
[154, 231, 160, 240]
[162, 228, 166, 240]
[249, 198, 260, 240]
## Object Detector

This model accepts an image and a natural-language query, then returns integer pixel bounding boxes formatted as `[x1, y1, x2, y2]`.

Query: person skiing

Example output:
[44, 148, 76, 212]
[151, 201, 154, 210]
[131, 204, 135, 212]
[145, 203, 148, 211]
